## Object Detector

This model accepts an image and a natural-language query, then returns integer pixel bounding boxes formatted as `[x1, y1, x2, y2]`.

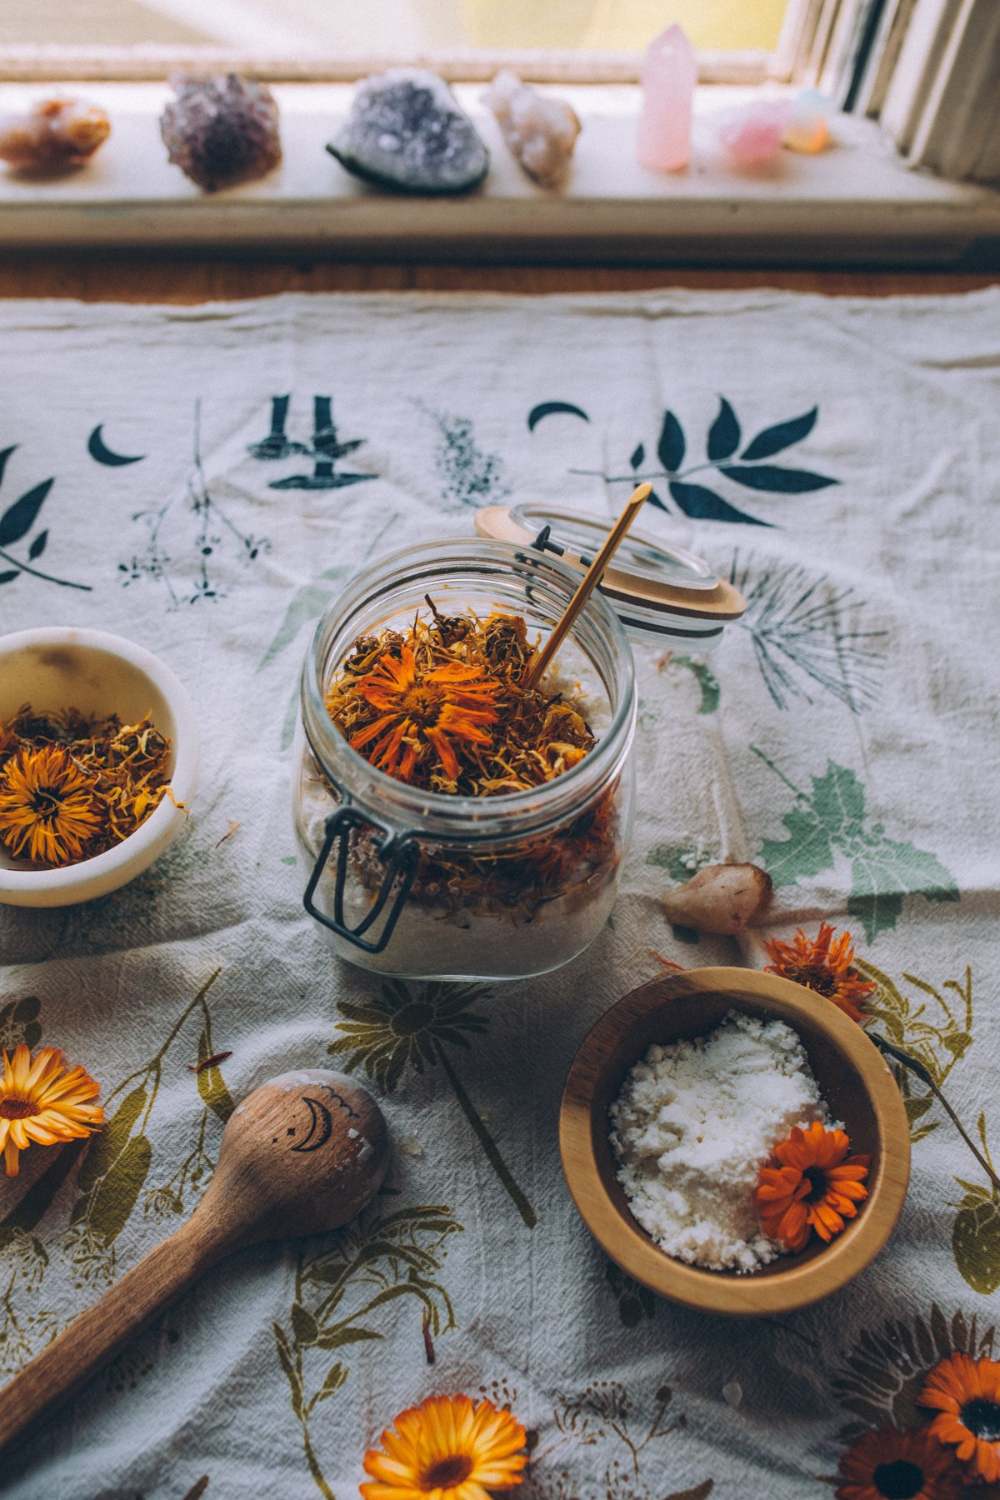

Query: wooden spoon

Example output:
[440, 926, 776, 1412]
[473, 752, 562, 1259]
[0, 1069, 390, 1454]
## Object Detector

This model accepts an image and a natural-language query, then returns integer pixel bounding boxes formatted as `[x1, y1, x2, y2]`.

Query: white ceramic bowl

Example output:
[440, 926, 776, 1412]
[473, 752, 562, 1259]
[0, 628, 199, 907]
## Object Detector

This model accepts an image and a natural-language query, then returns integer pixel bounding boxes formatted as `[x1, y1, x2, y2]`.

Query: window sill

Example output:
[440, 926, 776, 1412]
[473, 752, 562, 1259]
[1, 83, 999, 265]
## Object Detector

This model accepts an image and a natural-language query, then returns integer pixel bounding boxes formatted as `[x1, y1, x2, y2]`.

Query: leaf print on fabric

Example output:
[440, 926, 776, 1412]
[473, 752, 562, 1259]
[257, 513, 400, 748]
[658, 655, 720, 715]
[0, 449, 89, 593]
[329, 980, 537, 1228]
[605, 1259, 655, 1329]
[857, 961, 972, 1141]
[563, 396, 837, 526]
[0, 993, 42, 1054]
[952, 1116, 1000, 1295]
[527, 1378, 713, 1500]
[423, 405, 511, 509]
[276, 1200, 462, 1500]
[729, 553, 886, 713]
[832, 1304, 996, 1440]
[66, 970, 225, 1282]
[753, 750, 959, 941]
[120, 400, 268, 607]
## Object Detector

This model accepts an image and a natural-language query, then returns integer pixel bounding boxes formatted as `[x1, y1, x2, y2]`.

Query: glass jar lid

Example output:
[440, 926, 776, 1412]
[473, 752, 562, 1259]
[474, 504, 746, 647]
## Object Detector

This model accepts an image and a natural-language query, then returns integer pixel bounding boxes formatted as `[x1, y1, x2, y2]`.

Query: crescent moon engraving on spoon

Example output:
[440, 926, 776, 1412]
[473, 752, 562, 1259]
[290, 1096, 334, 1153]
[87, 424, 146, 467]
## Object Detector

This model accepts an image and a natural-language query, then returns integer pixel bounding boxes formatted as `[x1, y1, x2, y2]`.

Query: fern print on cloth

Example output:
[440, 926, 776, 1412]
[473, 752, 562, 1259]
[0, 288, 998, 1500]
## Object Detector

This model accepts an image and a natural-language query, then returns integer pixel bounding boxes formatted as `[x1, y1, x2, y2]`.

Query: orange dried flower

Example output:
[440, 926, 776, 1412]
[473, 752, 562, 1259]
[835, 1424, 965, 1500]
[350, 643, 499, 783]
[918, 1352, 1000, 1483]
[0, 745, 101, 867]
[0, 1044, 103, 1177]
[763, 922, 876, 1023]
[755, 1120, 870, 1253]
[361, 1392, 527, 1499]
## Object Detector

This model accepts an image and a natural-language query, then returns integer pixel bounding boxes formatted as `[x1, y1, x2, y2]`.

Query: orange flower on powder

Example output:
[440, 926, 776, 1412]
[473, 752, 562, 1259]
[361, 1393, 527, 1500]
[755, 1120, 870, 1253]
[349, 645, 500, 783]
[763, 921, 876, 1023]
[835, 1424, 965, 1500]
[0, 1044, 103, 1177]
[918, 1352, 1000, 1483]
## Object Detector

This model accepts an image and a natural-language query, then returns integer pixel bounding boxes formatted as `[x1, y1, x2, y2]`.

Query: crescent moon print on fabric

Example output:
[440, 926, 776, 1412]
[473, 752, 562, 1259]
[290, 1096, 334, 1153]
[527, 400, 590, 431]
[87, 425, 146, 466]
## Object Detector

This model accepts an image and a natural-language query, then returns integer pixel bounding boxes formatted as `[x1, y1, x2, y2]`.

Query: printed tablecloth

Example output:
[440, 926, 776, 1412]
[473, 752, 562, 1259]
[0, 288, 998, 1500]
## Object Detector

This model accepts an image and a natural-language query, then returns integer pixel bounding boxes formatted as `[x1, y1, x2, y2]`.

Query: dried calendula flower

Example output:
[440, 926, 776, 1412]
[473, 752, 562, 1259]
[0, 97, 110, 173]
[0, 704, 175, 869]
[325, 602, 596, 799]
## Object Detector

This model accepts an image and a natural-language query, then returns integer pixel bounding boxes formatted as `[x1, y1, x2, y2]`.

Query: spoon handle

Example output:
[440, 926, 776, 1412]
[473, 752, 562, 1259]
[0, 1213, 226, 1455]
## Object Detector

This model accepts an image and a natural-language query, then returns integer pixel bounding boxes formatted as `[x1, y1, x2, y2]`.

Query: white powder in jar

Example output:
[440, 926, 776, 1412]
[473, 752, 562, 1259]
[608, 1011, 832, 1273]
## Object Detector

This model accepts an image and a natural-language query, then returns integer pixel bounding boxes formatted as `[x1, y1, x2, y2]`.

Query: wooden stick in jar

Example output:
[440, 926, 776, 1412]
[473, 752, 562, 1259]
[523, 482, 652, 691]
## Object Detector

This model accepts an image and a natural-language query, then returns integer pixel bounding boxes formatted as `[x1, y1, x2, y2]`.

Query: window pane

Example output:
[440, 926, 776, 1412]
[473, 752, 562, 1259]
[0, 0, 789, 54]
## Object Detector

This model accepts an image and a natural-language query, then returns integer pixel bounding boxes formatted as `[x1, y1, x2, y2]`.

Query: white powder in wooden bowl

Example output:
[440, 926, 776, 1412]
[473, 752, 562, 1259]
[608, 1011, 831, 1273]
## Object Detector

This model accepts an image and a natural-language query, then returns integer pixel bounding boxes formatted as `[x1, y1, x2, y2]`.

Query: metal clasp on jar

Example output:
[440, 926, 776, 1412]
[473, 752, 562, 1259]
[303, 806, 419, 954]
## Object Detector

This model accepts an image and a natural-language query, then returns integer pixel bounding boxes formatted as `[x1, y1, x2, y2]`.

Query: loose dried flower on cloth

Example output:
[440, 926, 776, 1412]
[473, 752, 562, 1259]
[324, 604, 616, 920]
[0, 1044, 102, 1177]
[764, 921, 876, 1024]
[361, 1393, 527, 1499]
[0, 704, 174, 868]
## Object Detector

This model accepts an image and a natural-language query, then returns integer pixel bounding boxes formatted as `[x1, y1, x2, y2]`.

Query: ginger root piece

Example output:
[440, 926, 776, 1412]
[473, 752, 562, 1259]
[661, 863, 772, 936]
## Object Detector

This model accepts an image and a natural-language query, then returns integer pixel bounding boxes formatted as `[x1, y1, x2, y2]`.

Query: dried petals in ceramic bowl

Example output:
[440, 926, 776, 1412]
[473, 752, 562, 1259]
[0, 628, 198, 907]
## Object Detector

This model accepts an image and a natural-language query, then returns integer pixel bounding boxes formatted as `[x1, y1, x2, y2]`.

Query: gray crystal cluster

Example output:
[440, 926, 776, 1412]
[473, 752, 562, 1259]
[160, 74, 281, 193]
[328, 70, 488, 195]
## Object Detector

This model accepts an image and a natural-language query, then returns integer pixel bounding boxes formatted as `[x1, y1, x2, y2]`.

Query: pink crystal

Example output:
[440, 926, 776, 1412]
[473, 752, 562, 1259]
[716, 100, 793, 166]
[636, 24, 698, 173]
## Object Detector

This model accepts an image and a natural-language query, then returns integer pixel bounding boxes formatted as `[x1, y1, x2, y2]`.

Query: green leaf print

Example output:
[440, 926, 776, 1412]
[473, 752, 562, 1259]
[952, 1116, 1000, 1295]
[88, 1135, 152, 1246]
[76, 1085, 147, 1196]
[754, 751, 958, 941]
[278, 1200, 462, 1499]
[195, 1022, 235, 1126]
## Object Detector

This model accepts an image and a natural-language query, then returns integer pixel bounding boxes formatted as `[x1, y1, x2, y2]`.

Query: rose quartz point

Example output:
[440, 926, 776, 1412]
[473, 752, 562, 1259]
[636, 23, 698, 173]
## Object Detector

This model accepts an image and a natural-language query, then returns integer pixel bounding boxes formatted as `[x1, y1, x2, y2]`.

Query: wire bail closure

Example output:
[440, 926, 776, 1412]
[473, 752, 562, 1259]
[303, 805, 419, 954]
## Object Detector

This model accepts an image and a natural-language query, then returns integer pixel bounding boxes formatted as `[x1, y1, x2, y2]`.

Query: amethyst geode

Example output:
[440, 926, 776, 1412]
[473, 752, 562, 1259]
[160, 74, 281, 192]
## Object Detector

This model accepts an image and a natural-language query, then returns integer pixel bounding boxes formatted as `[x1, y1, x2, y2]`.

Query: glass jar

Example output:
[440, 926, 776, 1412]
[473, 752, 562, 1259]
[293, 537, 637, 982]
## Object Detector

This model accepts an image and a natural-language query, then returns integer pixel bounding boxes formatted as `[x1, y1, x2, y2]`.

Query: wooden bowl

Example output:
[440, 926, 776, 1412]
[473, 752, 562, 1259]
[559, 966, 910, 1316]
